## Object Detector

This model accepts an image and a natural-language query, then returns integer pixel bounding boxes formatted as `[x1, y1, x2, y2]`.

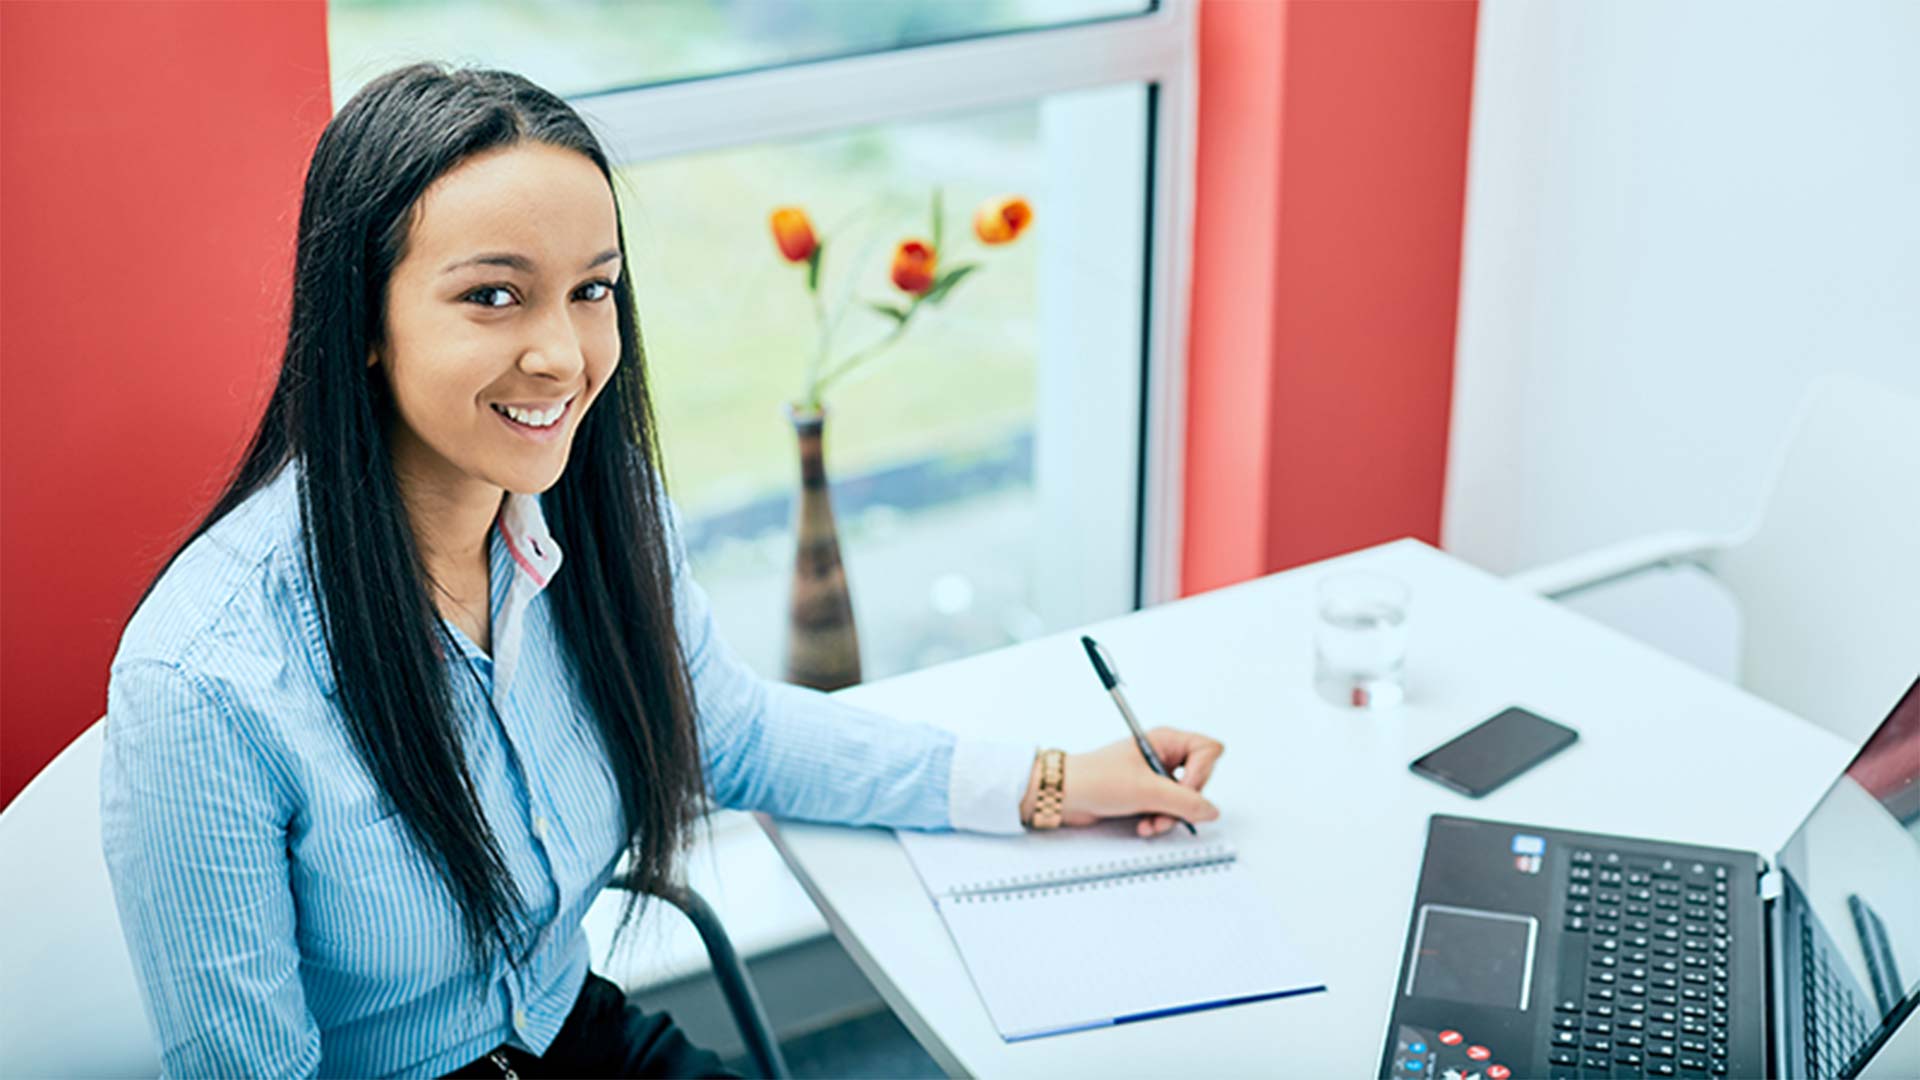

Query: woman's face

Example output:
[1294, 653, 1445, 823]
[374, 141, 623, 502]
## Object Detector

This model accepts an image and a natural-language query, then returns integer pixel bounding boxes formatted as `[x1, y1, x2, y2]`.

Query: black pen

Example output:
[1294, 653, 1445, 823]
[1080, 634, 1198, 835]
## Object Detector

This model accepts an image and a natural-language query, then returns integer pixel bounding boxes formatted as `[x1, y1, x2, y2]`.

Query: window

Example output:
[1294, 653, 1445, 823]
[613, 85, 1152, 676]
[329, 2, 1196, 680]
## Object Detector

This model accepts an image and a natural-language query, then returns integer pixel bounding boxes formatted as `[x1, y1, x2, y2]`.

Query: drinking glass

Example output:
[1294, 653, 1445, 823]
[1313, 571, 1410, 709]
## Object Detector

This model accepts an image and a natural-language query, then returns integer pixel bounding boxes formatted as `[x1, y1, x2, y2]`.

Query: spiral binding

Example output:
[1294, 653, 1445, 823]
[946, 846, 1237, 904]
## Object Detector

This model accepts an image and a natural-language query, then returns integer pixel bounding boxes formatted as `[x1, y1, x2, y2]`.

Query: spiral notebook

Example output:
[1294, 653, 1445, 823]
[895, 821, 1325, 1041]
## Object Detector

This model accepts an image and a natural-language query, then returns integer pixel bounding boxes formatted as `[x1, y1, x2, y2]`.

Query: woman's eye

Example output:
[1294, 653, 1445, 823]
[464, 285, 516, 308]
[461, 281, 612, 308]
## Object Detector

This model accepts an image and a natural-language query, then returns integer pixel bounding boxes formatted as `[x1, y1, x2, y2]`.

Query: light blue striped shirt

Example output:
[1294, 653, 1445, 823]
[100, 458, 1032, 1077]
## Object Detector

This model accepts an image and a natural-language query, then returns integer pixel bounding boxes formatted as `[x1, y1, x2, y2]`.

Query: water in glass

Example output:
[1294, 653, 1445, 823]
[1314, 573, 1410, 709]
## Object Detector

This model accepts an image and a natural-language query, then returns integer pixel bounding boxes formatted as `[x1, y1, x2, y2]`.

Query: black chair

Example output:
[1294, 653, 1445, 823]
[605, 877, 792, 1079]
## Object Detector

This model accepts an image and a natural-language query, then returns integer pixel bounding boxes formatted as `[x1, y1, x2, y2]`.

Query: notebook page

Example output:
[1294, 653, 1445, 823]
[896, 818, 1232, 898]
[935, 856, 1322, 1040]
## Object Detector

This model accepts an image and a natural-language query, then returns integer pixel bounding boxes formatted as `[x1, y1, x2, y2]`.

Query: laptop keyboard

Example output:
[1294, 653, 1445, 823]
[1548, 848, 1733, 1079]
[1802, 910, 1875, 1079]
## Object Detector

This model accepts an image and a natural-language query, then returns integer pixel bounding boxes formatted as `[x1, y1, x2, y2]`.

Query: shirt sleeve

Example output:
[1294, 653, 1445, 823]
[663, 496, 1034, 834]
[99, 658, 321, 1078]
[947, 737, 1038, 835]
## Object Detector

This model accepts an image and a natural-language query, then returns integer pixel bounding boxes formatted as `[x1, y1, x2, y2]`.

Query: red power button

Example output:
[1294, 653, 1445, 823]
[1437, 1030, 1462, 1046]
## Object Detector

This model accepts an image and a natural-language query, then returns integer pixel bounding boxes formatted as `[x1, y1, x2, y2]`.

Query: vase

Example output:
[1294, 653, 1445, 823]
[783, 406, 862, 690]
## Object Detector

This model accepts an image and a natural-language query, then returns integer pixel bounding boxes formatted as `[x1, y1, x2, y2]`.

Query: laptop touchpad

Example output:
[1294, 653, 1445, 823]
[1404, 904, 1539, 1011]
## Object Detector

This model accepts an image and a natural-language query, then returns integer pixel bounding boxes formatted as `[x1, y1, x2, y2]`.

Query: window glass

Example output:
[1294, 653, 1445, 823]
[330, 0, 1154, 105]
[616, 85, 1147, 678]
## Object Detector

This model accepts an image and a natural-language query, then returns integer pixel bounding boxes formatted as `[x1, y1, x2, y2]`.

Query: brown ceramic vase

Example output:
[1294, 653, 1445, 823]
[783, 406, 861, 690]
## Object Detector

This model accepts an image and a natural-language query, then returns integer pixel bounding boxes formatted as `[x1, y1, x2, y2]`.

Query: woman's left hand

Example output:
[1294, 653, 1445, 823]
[1023, 727, 1226, 836]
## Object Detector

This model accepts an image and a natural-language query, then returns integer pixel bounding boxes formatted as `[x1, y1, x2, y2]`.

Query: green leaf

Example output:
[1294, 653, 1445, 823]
[923, 262, 980, 306]
[931, 187, 944, 257]
[806, 243, 822, 292]
[866, 301, 910, 324]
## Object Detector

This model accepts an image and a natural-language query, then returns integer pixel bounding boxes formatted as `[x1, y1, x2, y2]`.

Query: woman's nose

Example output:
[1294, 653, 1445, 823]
[520, 306, 587, 379]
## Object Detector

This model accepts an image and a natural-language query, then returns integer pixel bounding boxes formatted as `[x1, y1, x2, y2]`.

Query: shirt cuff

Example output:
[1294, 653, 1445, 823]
[947, 738, 1038, 835]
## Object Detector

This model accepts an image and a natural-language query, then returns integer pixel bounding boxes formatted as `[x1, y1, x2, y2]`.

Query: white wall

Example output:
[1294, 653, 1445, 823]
[1444, 0, 1920, 575]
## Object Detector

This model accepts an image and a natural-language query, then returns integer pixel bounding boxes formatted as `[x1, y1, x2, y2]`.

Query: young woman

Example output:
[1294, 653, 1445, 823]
[100, 63, 1225, 1078]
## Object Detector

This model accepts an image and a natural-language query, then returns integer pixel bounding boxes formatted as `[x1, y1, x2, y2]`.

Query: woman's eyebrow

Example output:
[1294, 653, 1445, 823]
[440, 248, 622, 275]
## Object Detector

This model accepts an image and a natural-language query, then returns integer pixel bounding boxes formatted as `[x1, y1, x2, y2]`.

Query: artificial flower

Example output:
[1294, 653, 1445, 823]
[769, 206, 817, 263]
[890, 240, 937, 295]
[973, 196, 1033, 244]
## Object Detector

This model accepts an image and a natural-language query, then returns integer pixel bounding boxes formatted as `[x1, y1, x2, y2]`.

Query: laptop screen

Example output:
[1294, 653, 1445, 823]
[1773, 677, 1920, 1069]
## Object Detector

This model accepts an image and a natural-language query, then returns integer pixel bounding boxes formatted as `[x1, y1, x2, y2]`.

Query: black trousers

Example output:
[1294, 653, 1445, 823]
[445, 972, 740, 1079]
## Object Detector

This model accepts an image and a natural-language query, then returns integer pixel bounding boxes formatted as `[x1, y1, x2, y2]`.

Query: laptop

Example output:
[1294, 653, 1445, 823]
[1379, 677, 1920, 1080]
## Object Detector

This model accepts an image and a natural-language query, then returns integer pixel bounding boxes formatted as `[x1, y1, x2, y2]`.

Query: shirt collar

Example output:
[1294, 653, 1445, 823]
[479, 490, 563, 704]
[496, 489, 564, 591]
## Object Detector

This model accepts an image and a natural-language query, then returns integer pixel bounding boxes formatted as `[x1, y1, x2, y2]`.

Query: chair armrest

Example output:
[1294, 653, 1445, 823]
[602, 878, 793, 1080]
[593, 812, 829, 985]
[662, 886, 791, 1080]
[1509, 530, 1730, 600]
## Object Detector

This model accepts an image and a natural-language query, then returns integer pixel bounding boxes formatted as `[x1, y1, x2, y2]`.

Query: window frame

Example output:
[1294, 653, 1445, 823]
[573, 0, 1198, 609]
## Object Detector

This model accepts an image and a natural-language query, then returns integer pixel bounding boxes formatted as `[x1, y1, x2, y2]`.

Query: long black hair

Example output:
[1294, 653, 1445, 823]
[130, 62, 704, 975]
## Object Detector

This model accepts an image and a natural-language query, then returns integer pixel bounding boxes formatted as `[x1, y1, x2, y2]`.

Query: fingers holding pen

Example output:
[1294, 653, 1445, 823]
[1147, 726, 1224, 792]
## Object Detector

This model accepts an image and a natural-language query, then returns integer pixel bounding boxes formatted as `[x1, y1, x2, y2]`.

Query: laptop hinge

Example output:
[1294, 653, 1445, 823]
[1758, 866, 1783, 902]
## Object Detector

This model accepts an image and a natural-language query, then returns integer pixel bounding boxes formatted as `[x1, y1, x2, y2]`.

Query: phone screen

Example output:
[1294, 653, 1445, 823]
[1410, 707, 1580, 797]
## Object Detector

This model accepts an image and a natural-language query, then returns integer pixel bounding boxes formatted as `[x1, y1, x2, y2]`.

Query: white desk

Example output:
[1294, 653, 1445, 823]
[761, 539, 1855, 1076]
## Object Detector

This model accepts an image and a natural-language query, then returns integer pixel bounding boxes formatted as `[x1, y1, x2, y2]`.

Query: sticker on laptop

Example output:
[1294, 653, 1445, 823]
[1511, 833, 1544, 874]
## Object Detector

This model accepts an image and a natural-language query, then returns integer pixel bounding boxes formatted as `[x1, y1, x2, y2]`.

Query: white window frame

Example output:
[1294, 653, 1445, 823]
[575, 1, 1197, 613]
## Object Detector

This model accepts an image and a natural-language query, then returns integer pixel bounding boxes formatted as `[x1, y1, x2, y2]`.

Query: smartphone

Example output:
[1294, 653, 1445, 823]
[1409, 706, 1580, 798]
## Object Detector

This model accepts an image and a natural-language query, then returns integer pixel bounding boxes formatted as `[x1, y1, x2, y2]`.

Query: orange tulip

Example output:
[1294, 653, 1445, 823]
[890, 240, 937, 295]
[770, 207, 817, 262]
[973, 196, 1033, 244]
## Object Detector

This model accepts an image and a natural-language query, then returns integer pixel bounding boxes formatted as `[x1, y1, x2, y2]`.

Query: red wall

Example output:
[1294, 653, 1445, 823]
[1184, 0, 1479, 593]
[0, 1, 331, 805]
[1183, 0, 1291, 595]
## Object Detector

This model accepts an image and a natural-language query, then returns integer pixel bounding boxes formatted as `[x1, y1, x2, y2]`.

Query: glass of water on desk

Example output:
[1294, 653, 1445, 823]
[1314, 571, 1410, 709]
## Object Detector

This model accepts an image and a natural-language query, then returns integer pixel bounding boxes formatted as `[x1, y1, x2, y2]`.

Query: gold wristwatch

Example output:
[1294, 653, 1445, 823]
[1026, 747, 1066, 830]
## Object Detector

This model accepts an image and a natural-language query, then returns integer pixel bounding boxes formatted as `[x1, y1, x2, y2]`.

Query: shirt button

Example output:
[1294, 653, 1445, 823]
[513, 1008, 529, 1031]
[532, 815, 549, 839]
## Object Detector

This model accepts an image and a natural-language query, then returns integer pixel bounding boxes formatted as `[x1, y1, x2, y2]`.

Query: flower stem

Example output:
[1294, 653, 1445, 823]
[813, 301, 918, 397]
[804, 285, 830, 410]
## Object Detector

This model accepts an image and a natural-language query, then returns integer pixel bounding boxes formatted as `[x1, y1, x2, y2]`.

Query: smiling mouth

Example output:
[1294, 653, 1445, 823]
[490, 395, 577, 438]
[490, 396, 575, 428]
